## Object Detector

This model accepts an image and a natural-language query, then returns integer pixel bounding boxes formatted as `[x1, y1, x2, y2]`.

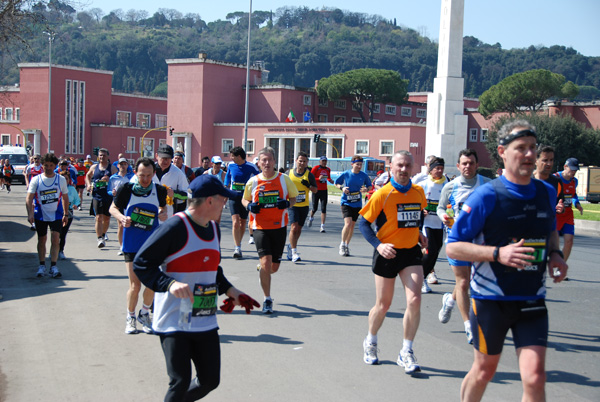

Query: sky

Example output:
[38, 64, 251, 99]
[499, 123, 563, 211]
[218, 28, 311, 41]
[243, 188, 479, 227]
[77, 0, 600, 57]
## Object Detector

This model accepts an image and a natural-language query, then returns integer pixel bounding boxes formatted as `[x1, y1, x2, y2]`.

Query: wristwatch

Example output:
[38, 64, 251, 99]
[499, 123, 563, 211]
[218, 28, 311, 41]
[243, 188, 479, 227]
[548, 249, 564, 259]
[493, 246, 501, 263]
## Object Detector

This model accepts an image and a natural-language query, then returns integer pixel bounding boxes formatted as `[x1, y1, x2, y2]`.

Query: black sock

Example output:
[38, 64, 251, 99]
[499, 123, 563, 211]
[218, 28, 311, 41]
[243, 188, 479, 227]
[40, 261, 45, 266]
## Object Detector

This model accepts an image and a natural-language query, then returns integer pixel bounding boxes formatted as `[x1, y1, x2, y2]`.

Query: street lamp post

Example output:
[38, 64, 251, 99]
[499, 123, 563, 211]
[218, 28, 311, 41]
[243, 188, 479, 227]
[44, 31, 55, 153]
[243, 0, 252, 150]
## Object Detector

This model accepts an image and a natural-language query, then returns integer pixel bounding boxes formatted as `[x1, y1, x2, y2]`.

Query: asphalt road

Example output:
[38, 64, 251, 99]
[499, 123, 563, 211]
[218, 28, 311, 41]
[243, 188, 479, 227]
[1, 184, 598, 401]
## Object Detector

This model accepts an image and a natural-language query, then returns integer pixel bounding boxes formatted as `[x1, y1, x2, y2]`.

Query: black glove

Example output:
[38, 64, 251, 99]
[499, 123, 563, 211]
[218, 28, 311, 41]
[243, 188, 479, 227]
[301, 179, 311, 188]
[247, 202, 261, 213]
[276, 199, 290, 209]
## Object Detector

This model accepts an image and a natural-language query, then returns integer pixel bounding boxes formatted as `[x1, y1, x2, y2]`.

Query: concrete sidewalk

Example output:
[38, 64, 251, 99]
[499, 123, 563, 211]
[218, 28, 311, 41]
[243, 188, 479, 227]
[1, 185, 598, 401]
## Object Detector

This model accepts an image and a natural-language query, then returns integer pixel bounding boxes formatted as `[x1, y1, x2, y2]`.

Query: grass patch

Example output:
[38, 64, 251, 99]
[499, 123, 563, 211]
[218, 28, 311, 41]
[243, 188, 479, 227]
[579, 202, 600, 222]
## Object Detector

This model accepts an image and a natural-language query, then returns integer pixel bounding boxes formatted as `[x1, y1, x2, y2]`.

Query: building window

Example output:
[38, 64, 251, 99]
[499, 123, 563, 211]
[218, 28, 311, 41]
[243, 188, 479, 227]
[136, 113, 151, 128]
[334, 115, 346, 123]
[352, 103, 362, 112]
[355, 140, 369, 155]
[380, 140, 394, 156]
[246, 139, 255, 155]
[159, 139, 167, 148]
[65, 79, 85, 154]
[5, 108, 13, 121]
[141, 138, 154, 158]
[0, 108, 2, 120]
[117, 111, 131, 126]
[401, 107, 412, 117]
[416, 109, 427, 118]
[372, 103, 381, 114]
[1, 134, 10, 145]
[156, 114, 167, 128]
[469, 128, 478, 142]
[222, 139, 234, 154]
[481, 128, 488, 142]
[127, 137, 136, 152]
[303, 95, 311, 106]
[318, 98, 328, 107]
[351, 117, 362, 123]
[317, 114, 328, 122]
[14, 108, 20, 121]
[334, 100, 346, 110]
[385, 105, 396, 115]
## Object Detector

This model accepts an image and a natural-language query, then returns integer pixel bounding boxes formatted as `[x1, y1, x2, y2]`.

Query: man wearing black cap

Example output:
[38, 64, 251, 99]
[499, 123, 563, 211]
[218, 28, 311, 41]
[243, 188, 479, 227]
[133, 174, 259, 401]
[446, 119, 568, 401]
[155, 144, 190, 217]
[309, 155, 333, 233]
[555, 157, 584, 262]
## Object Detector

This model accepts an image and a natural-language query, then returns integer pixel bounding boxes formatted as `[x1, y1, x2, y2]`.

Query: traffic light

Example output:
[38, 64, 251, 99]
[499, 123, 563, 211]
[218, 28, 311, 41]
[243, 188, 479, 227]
[313, 134, 321, 143]
[169, 127, 175, 136]
[93, 147, 99, 156]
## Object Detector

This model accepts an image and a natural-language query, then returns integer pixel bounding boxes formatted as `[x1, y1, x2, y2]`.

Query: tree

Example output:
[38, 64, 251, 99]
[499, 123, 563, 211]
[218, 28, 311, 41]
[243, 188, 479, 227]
[484, 113, 600, 171]
[478, 69, 579, 118]
[316, 68, 408, 122]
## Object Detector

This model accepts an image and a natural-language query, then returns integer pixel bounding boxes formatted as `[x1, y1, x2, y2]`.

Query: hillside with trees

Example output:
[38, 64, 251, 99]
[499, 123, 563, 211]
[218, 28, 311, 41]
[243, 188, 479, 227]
[1, 3, 600, 100]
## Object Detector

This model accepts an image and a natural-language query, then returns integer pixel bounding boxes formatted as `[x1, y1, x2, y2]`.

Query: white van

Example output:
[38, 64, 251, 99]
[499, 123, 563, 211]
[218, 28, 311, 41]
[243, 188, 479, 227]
[0, 146, 29, 184]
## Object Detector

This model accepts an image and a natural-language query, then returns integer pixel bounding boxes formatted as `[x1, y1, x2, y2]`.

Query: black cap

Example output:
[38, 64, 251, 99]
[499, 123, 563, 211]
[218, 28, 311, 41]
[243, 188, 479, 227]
[157, 144, 174, 158]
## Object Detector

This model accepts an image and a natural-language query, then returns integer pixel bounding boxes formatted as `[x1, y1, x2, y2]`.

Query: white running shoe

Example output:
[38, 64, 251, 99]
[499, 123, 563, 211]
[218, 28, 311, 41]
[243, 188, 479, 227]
[438, 292, 454, 324]
[363, 338, 379, 365]
[104, 234, 109, 241]
[125, 316, 137, 334]
[427, 272, 439, 284]
[97, 238, 105, 248]
[137, 311, 153, 334]
[49, 266, 62, 278]
[320, 226, 326, 233]
[256, 263, 262, 272]
[117, 250, 124, 256]
[339, 244, 345, 256]
[292, 252, 301, 263]
[307, 217, 314, 227]
[286, 244, 292, 261]
[58, 251, 66, 260]
[344, 245, 350, 256]
[233, 247, 242, 259]
[36, 265, 46, 277]
[248, 236, 255, 245]
[397, 349, 421, 374]
[421, 281, 432, 294]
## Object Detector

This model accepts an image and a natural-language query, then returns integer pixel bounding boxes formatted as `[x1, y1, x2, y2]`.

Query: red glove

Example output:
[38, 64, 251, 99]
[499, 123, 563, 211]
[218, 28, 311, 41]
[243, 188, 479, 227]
[239, 294, 260, 314]
[220, 297, 235, 313]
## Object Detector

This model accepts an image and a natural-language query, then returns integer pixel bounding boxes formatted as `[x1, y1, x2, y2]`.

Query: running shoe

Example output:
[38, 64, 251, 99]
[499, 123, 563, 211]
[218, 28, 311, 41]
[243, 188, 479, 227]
[307, 217, 314, 227]
[30, 223, 36, 231]
[286, 244, 292, 261]
[427, 272, 439, 284]
[77, 206, 83, 211]
[262, 299, 274, 314]
[49, 266, 62, 278]
[465, 322, 473, 344]
[6, 188, 10, 193]
[438, 292, 454, 324]
[397, 349, 421, 374]
[292, 252, 301, 263]
[36, 265, 46, 277]
[256, 263, 262, 272]
[137, 310, 153, 334]
[320, 226, 326, 233]
[58, 251, 66, 260]
[125, 316, 137, 334]
[339, 244, 345, 256]
[248, 236, 255, 245]
[233, 248, 242, 259]
[363, 338, 379, 365]
[421, 281, 432, 294]
[117, 250, 124, 256]
[344, 245, 350, 256]
[97, 238, 105, 248]
[104, 234, 109, 241]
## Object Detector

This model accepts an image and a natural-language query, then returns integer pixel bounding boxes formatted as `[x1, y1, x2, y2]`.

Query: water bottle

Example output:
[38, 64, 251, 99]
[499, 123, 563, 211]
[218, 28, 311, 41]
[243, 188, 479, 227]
[445, 204, 455, 228]
[178, 298, 193, 330]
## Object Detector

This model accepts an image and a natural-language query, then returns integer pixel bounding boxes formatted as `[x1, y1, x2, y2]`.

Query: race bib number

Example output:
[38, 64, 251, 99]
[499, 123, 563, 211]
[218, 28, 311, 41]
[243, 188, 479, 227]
[77, 170, 85, 177]
[40, 189, 59, 205]
[563, 194, 573, 208]
[232, 182, 245, 192]
[297, 190, 306, 203]
[425, 199, 439, 215]
[509, 238, 546, 272]
[94, 180, 108, 188]
[192, 284, 217, 316]
[258, 190, 279, 209]
[347, 191, 361, 202]
[130, 207, 156, 231]
[397, 203, 421, 228]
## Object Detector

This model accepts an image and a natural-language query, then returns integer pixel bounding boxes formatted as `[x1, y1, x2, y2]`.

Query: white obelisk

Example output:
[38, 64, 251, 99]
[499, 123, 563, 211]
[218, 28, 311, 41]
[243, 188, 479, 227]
[425, 0, 468, 174]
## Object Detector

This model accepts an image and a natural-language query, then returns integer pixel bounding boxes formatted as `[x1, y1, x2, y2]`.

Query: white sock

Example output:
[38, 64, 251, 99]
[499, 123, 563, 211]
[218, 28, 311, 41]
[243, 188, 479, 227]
[366, 333, 377, 344]
[141, 304, 151, 314]
[464, 320, 471, 331]
[292, 248, 297, 254]
[127, 311, 135, 318]
[447, 297, 455, 308]
[402, 339, 413, 352]
[264, 296, 272, 301]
